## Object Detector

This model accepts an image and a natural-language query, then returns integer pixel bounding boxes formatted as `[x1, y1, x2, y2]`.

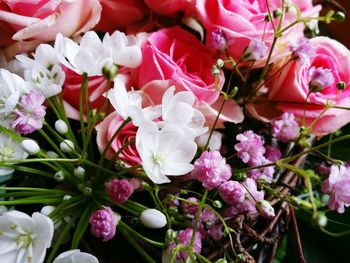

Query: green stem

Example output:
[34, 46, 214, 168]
[190, 190, 208, 248]
[118, 223, 157, 263]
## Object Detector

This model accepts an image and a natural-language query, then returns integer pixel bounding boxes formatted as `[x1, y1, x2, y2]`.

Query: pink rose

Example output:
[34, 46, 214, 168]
[196, 0, 321, 62]
[144, 0, 196, 16]
[96, 111, 141, 167]
[61, 67, 112, 120]
[250, 37, 350, 136]
[0, 0, 101, 55]
[94, 0, 149, 33]
[132, 26, 243, 127]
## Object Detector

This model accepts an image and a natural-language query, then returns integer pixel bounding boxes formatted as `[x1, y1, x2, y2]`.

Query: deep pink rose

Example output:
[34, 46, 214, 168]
[94, 0, 149, 33]
[0, 0, 101, 55]
[250, 37, 350, 136]
[196, 0, 321, 62]
[144, 0, 196, 16]
[96, 111, 141, 167]
[61, 67, 113, 120]
[132, 26, 243, 127]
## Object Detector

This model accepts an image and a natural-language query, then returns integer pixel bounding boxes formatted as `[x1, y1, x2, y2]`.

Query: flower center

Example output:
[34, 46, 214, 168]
[0, 145, 14, 159]
[153, 152, 166, 166]
[16, 233, 34, 249]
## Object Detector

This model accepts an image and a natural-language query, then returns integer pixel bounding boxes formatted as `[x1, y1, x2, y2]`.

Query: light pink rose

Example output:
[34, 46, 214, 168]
[96, 111, 141, 167]
[144, 0, 196, 16]
[61, 67, 113, 120]
[132, 26, 243, 127]
[94, 0, 149, 33]
[250, 37, 350, 136]
[0, 0, 101, 56]
[196, 0, 321, 62]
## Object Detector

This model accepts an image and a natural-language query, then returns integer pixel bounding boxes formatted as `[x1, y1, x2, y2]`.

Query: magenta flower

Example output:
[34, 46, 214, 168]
[105, 179, 134, 204]
[170, 228, 202, 260]
[191, 150, 232, 190]
[11, 91, 46, 134]
[265, 145, 282, 162]
[219, 180, 245, 205]
[181, 197, 199, 216]
[89, 206, 117, 241]
[235, 130, 265, 166]
[321, 164, 350, 213]
[271, 112, 300, 143]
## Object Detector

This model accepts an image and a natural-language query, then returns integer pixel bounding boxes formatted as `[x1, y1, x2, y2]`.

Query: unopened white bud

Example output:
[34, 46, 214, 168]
[21, 139, 40, 155]
[46, 151, 59, 158]
[63, 195, 72, 201]
[74, 166, 85, 179]
[55, 119, 68, 134]
[216, 59, 224, 68]
[54, 171, 65, 182]
[140, 209, 167, 229]
[256, 200, 275, 219]
[60, 139, 74, 153]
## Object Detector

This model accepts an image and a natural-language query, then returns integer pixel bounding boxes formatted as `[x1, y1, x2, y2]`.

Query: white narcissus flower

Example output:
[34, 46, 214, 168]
[54, 31, 113, 76]
[53, 249, 99, 263]
[0, 69, 31, 117]
[103, 31, 147, 68]
[16, 44, 65, 98]
[162, 86, 208, 139]
[0, 211, 54, 263]
[0, 134, 28, 176]
[136, 121, 197, 184]
[107, 76, 161, 126]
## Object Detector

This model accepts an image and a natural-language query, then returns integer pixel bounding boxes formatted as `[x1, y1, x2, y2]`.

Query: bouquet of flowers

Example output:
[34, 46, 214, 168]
[0, 0, 350, 262]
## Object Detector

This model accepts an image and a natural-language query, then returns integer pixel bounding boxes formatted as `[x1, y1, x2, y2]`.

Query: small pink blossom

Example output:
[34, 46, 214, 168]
[243, 38, 268, 61]
[168, 228, 202, 260]
[271, 113, 300, 143]
[211, 28, 227, 50]
[290, 38, 315, 65]
[235, 130, 265, 166]
[89, 206, 117, 241]
[309, 67, 335, 92]
[265, 145, 282, 162]
[191, 150, 231, 190]
[105, 179, 134, 204]
[11, 91, 46, 134]
[219, 180, 245, 205]
[321, 164, 350, 213]
[248, 158, 275, 183]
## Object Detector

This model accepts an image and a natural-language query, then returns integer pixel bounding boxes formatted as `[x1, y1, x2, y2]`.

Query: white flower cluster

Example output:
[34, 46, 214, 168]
[108, 80, 208, 184]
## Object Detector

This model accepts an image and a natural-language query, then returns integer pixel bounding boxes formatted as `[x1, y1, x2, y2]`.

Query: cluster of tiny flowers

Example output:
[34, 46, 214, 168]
[219, 180, 245, 205]
[89, 206, 117, 241]
[271, 112, 300, 143]
[191, 150, 232, 190]
[235, 130, 266, 166]
[105, 178, 134, 204]
[309, 67, 335, 92]
[290, 38, 315, 65]
[169, 227, 202, 260]
[243, 38, 268, 61]
[11, 90, 46, 134]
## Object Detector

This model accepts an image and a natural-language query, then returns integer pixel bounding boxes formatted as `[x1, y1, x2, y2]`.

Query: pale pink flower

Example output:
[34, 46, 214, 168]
[219, 180, 245, 205]
[235, 130, 265, 166]
[271, 113, 300, 143]
[321, 164, 350, 213]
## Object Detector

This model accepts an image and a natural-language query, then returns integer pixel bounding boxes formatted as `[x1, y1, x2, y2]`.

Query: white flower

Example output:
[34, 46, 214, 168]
[53, 250, 99, 263]
[0, 210, 54, 263]
[136, 121, 197, 184]
[0, 69, 31, 117]
[16, 44, 65, 98]
[103, 31, 147, 68]
[161, 87, 207, 139]
[54, 31, 113, 76]
[140, 209, 167, 229]
[196, 130, 222, 151]
[107, 76, 161, 126]
[0, 134, 28, 176]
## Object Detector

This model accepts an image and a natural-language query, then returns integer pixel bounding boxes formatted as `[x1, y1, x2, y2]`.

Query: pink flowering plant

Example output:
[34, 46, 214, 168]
[1, 1, 350, 262]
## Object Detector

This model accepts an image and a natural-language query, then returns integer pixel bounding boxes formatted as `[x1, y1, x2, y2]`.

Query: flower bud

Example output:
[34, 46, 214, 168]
[55, 120, 68, 134]
[211, 65, 221, 76]
[334, 11, 346, 22]
[63, 195, 72, 201]
[216, 59, 224, 68]
[273, 8, 283, 19]
[215, 259, 228, 263]
[102, 64, 118, 79]
[165, 229, 177, 242]
[89, 206, 119, 241]
[60, 139, 75, 153]
[256, 200, 275, 219]
[46, 151, 58, 158]
[74, 166, 85, 179]
[21, 139, 40, 155]
[54, 171, 65, 182]
[105, 179, 133, 204]
[312, 213, 327, 228]
[212, 200, 222, 209]
[336, 81, 346, 90]
[140, 209, 167, 229]
[83, 187, 92, 196]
